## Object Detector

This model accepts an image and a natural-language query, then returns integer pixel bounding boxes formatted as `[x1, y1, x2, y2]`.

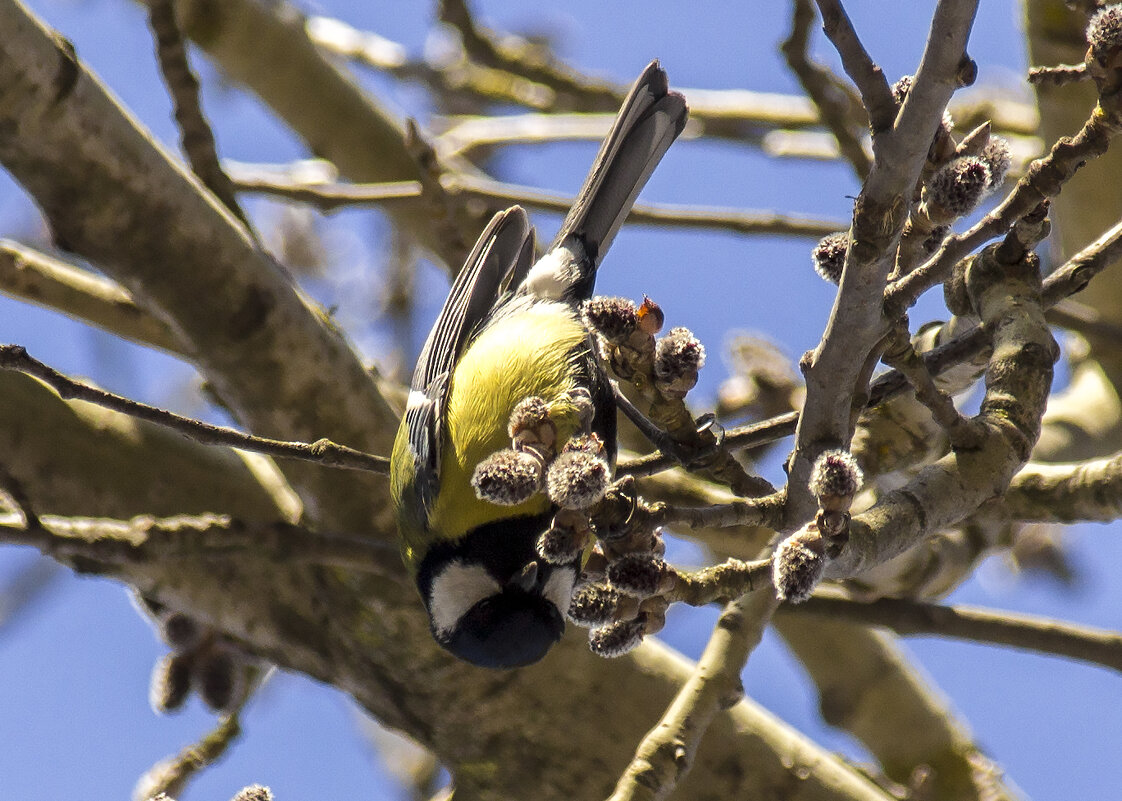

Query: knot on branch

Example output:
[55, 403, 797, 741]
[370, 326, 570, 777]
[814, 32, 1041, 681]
[945, 242, 1048, 322]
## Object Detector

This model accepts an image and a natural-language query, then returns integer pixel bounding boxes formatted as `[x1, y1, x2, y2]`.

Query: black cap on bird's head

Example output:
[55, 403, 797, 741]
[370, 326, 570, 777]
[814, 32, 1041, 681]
[416, 515, 578, 669]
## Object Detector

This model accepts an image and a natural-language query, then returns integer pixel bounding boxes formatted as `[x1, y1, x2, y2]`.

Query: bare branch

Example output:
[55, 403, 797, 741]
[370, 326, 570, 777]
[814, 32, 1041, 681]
[775, 616, 1020, 801]
[230, 169, 847, 240]
[147, 0, 254, 234]
[0, 345, 390, 476]
[782, 0, 872, 179]
[789, 0, 980, 525]
[813, 0, 898, 133]
[880, 323, 985, 450]
[135, 711, 245, 801]
[0, 511, 402, 578]
[0, 240, 179, 353]
[1006, 452, 1122, 523]
[790, 591, 1122, 674]
[1028, 62, 1090, 86]
[607, 592, 782, 801]
[655, 491, 787, 531]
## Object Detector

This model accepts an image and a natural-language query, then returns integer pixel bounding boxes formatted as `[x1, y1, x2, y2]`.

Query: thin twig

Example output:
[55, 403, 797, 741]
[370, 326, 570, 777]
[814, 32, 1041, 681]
[0, 345, 390, 475]
[813, 0, 897, 133]
[619, 412, 799, 476]
[880, 323, 985, 450]
[782, 0, 871, 180]
[654, 491, 787, 531]
[791, 590, 1122, 674]
[231, 173, 422, 210]
[1027, 63, 1089, 86]
[135, 709, 245, 800]
[231, 170, 846, 240]
[437, 0, 621, 109]
[447, 173, 846, 239]
[310, 8, 1039, 147]
[147, 0, 254, 235]
[663, 558, 774, 606]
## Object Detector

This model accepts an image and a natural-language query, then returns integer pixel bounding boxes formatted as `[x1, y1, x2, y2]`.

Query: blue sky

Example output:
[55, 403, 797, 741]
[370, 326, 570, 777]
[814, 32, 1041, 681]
[1, 1, 1119, 800]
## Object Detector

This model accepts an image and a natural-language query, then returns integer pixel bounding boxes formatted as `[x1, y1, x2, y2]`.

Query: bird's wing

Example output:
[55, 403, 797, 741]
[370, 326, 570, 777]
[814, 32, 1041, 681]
[405, 206, 535, 514]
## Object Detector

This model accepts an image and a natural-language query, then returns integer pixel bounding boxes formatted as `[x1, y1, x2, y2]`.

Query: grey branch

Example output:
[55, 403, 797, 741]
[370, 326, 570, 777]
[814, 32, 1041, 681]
[790, 591, 1122, 674]
[0, 345, 390, 476]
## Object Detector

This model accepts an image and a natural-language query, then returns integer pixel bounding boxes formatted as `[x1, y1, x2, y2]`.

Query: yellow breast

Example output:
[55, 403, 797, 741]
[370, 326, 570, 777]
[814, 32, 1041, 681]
[428, 302, 589, 539]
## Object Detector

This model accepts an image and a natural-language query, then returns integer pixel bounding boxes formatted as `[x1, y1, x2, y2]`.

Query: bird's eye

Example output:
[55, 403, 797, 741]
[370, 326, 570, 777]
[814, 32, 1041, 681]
[427, 561, 501, 636]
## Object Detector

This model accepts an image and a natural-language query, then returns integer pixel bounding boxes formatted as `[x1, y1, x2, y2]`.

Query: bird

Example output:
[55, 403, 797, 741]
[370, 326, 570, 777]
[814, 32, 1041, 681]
[391, 61, 688, 669]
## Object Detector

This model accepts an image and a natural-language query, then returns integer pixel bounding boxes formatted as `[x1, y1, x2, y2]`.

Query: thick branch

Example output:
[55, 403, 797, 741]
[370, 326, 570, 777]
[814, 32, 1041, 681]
[789, 0, 979, 525]
[775, 617, 1020, 801]
[0, 512, 402, 578]
[0, 239, 179, 353]
[1005, 452, 1122, 522]
[0, 0, 396, 531]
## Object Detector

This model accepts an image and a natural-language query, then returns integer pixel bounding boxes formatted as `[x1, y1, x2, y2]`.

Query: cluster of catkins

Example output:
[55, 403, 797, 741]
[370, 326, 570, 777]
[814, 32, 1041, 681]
[471, 391, 666, 657]
[567, 522, 674, 658]
[569, 296, 708, 657]
[135, 593, 256, 715]
[581, 295, 706, 401]
[812, 74, 1014, 285]
[471, 394, 612, 515]
[772, 449, 864, 603]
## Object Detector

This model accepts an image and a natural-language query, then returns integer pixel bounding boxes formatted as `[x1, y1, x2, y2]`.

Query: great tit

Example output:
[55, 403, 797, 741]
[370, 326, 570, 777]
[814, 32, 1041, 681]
[391, 61, 688, 669]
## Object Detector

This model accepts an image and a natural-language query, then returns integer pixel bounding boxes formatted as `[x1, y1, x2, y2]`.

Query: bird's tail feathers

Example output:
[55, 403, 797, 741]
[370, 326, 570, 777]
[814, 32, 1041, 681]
[550, 61, 688, 282]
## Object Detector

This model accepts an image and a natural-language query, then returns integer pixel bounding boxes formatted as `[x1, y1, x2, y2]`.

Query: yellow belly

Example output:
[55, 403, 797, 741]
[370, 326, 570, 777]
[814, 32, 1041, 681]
[427, 302, 589, 539]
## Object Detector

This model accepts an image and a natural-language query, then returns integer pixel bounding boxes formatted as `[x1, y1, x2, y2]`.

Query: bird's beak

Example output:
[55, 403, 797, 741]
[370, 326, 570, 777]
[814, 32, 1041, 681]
[510, 561, 539, 593]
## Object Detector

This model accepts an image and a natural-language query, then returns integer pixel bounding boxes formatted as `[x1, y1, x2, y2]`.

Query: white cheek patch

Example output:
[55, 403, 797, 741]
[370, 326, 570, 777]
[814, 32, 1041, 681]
[428, 562, 501, 636]
[542, 567, 577, 616]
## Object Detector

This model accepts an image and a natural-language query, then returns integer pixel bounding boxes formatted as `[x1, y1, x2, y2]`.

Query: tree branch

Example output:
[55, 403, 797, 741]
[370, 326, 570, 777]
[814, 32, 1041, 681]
[782, 0, 872, 180]
[789, 0, 980, 525]
[230, 168, 846, 240]
[0, 240, 180, 353]
[790, 591, 1122, 674]
[609, 592, 794, 801]
[0, 511, 402, 578]
[0, 345, 390, 476]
